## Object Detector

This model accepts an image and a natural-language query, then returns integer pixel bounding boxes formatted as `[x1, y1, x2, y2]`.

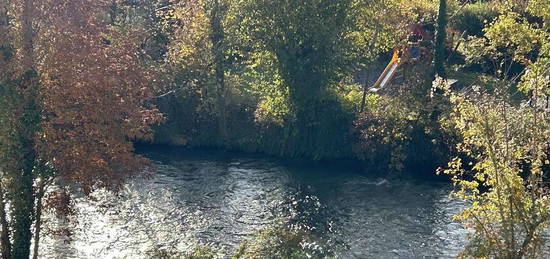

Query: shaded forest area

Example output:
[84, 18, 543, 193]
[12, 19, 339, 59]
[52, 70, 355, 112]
[0, 0, 549, 258]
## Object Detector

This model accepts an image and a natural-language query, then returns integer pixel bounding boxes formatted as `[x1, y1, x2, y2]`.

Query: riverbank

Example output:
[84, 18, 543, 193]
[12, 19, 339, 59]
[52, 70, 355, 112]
[135, 144, 452, 182]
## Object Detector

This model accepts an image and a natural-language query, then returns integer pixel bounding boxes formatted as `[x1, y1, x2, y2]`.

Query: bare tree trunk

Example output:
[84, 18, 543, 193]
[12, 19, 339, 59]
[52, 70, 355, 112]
[12, 1, 38, 258]
[360, 68, 372, 113]
[0, 180, 11, 259]
[32, 179, 45, 259]
[11, 154, 35, 259]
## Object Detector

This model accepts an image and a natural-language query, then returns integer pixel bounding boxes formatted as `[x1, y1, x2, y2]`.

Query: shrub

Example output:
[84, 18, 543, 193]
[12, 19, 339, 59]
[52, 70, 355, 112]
[449, 2, 498, 36]
[231, 225, 328, 259]
[442, 90, 550, 258]
[352, 67, 454, 175]
[145, 244, 217, 259]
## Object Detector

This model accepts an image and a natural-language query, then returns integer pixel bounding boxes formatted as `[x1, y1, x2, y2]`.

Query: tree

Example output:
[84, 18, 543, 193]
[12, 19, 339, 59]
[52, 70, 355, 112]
[0, 0, 163, 257]
[443, 89, 549, 258]
[163, 0, 231, 146]
[233, 0, 403, 157]
[35, 0, 163, 193]
[241, 0, 351, 104]
[433, 0, 447, 78]
[442, 1, 550, 256]
[161, 0, 409, 158]
[0, 0, 41, 257]
[208, 0, 229, 146]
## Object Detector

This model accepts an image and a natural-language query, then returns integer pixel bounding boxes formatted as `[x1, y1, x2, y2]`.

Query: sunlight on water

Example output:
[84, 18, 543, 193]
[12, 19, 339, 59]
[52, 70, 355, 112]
[40, 148, 469, 258]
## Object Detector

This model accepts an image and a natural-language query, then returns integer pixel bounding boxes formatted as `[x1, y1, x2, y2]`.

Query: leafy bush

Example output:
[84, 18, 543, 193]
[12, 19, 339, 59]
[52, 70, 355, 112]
[449, 2, 498, 36]
[352, 64, 454, 175]
[231, 225, 328, 259]
[442, 90, 550, 258]
[145, 247, 183, 258]
[145, 244, 217, 259]
[353, 94, 410, 172]
[188, 245, 217, 259]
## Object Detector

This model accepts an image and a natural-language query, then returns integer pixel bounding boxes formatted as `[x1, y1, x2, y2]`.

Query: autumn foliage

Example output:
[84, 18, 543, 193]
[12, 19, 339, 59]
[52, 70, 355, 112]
[1, 0, 163, 257]
[4, 0, 164, 191]
[33, 0, 164, 192]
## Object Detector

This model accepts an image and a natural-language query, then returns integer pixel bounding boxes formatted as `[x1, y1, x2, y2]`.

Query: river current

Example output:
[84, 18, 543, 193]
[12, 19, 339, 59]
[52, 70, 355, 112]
[41, 147, 469, 258]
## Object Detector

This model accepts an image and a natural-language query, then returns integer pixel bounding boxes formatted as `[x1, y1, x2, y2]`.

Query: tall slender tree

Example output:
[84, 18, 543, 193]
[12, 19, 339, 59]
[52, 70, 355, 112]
[0, 0, 41, 257]
[433, 0, 447, 78]
[208, 0, 228, 146]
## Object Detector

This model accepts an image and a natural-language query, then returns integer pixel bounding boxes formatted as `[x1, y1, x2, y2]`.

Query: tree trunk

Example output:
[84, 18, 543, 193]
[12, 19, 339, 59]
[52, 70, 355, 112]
[11, 153, 35, 259]
[0, 0, 8, 27]
[31, 179, 45, 259]
[287, 78, 320, 157]
[0, 180, 11, 259]
[20, 0, 35, 70]
[433, 0, 447, 78]
[360, 68, 372, 113]
[0, 2, 12, 257]
[12, 1, 38, 257]
[209, 0, 227, 147]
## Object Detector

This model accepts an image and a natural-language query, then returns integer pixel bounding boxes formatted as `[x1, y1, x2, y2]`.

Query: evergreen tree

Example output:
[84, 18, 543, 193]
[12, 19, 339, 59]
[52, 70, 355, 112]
[433, 0, 447, 78]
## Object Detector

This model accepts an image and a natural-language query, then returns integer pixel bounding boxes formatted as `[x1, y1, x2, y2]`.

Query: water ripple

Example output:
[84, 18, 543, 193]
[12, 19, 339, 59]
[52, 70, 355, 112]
[40, 149, 468, 258]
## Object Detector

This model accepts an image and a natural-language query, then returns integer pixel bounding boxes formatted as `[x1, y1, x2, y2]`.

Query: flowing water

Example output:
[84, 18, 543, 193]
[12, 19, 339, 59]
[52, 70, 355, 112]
[41, 147, 470, 258]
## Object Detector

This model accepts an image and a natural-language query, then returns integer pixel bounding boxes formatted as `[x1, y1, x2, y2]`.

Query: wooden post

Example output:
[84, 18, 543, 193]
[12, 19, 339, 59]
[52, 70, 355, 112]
[360, 68, 371, 112]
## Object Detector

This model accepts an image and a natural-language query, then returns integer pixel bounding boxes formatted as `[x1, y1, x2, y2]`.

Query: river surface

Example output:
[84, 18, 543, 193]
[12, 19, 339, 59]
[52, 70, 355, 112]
[41, 147, 470, 258]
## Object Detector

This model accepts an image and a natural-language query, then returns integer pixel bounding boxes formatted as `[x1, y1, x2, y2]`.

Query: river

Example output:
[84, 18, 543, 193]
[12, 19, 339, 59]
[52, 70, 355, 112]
[41, 146, 469, 258]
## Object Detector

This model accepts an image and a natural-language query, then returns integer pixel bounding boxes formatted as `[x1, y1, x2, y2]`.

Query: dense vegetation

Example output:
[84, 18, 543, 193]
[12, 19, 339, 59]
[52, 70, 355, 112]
[0, 0, 548, 258]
